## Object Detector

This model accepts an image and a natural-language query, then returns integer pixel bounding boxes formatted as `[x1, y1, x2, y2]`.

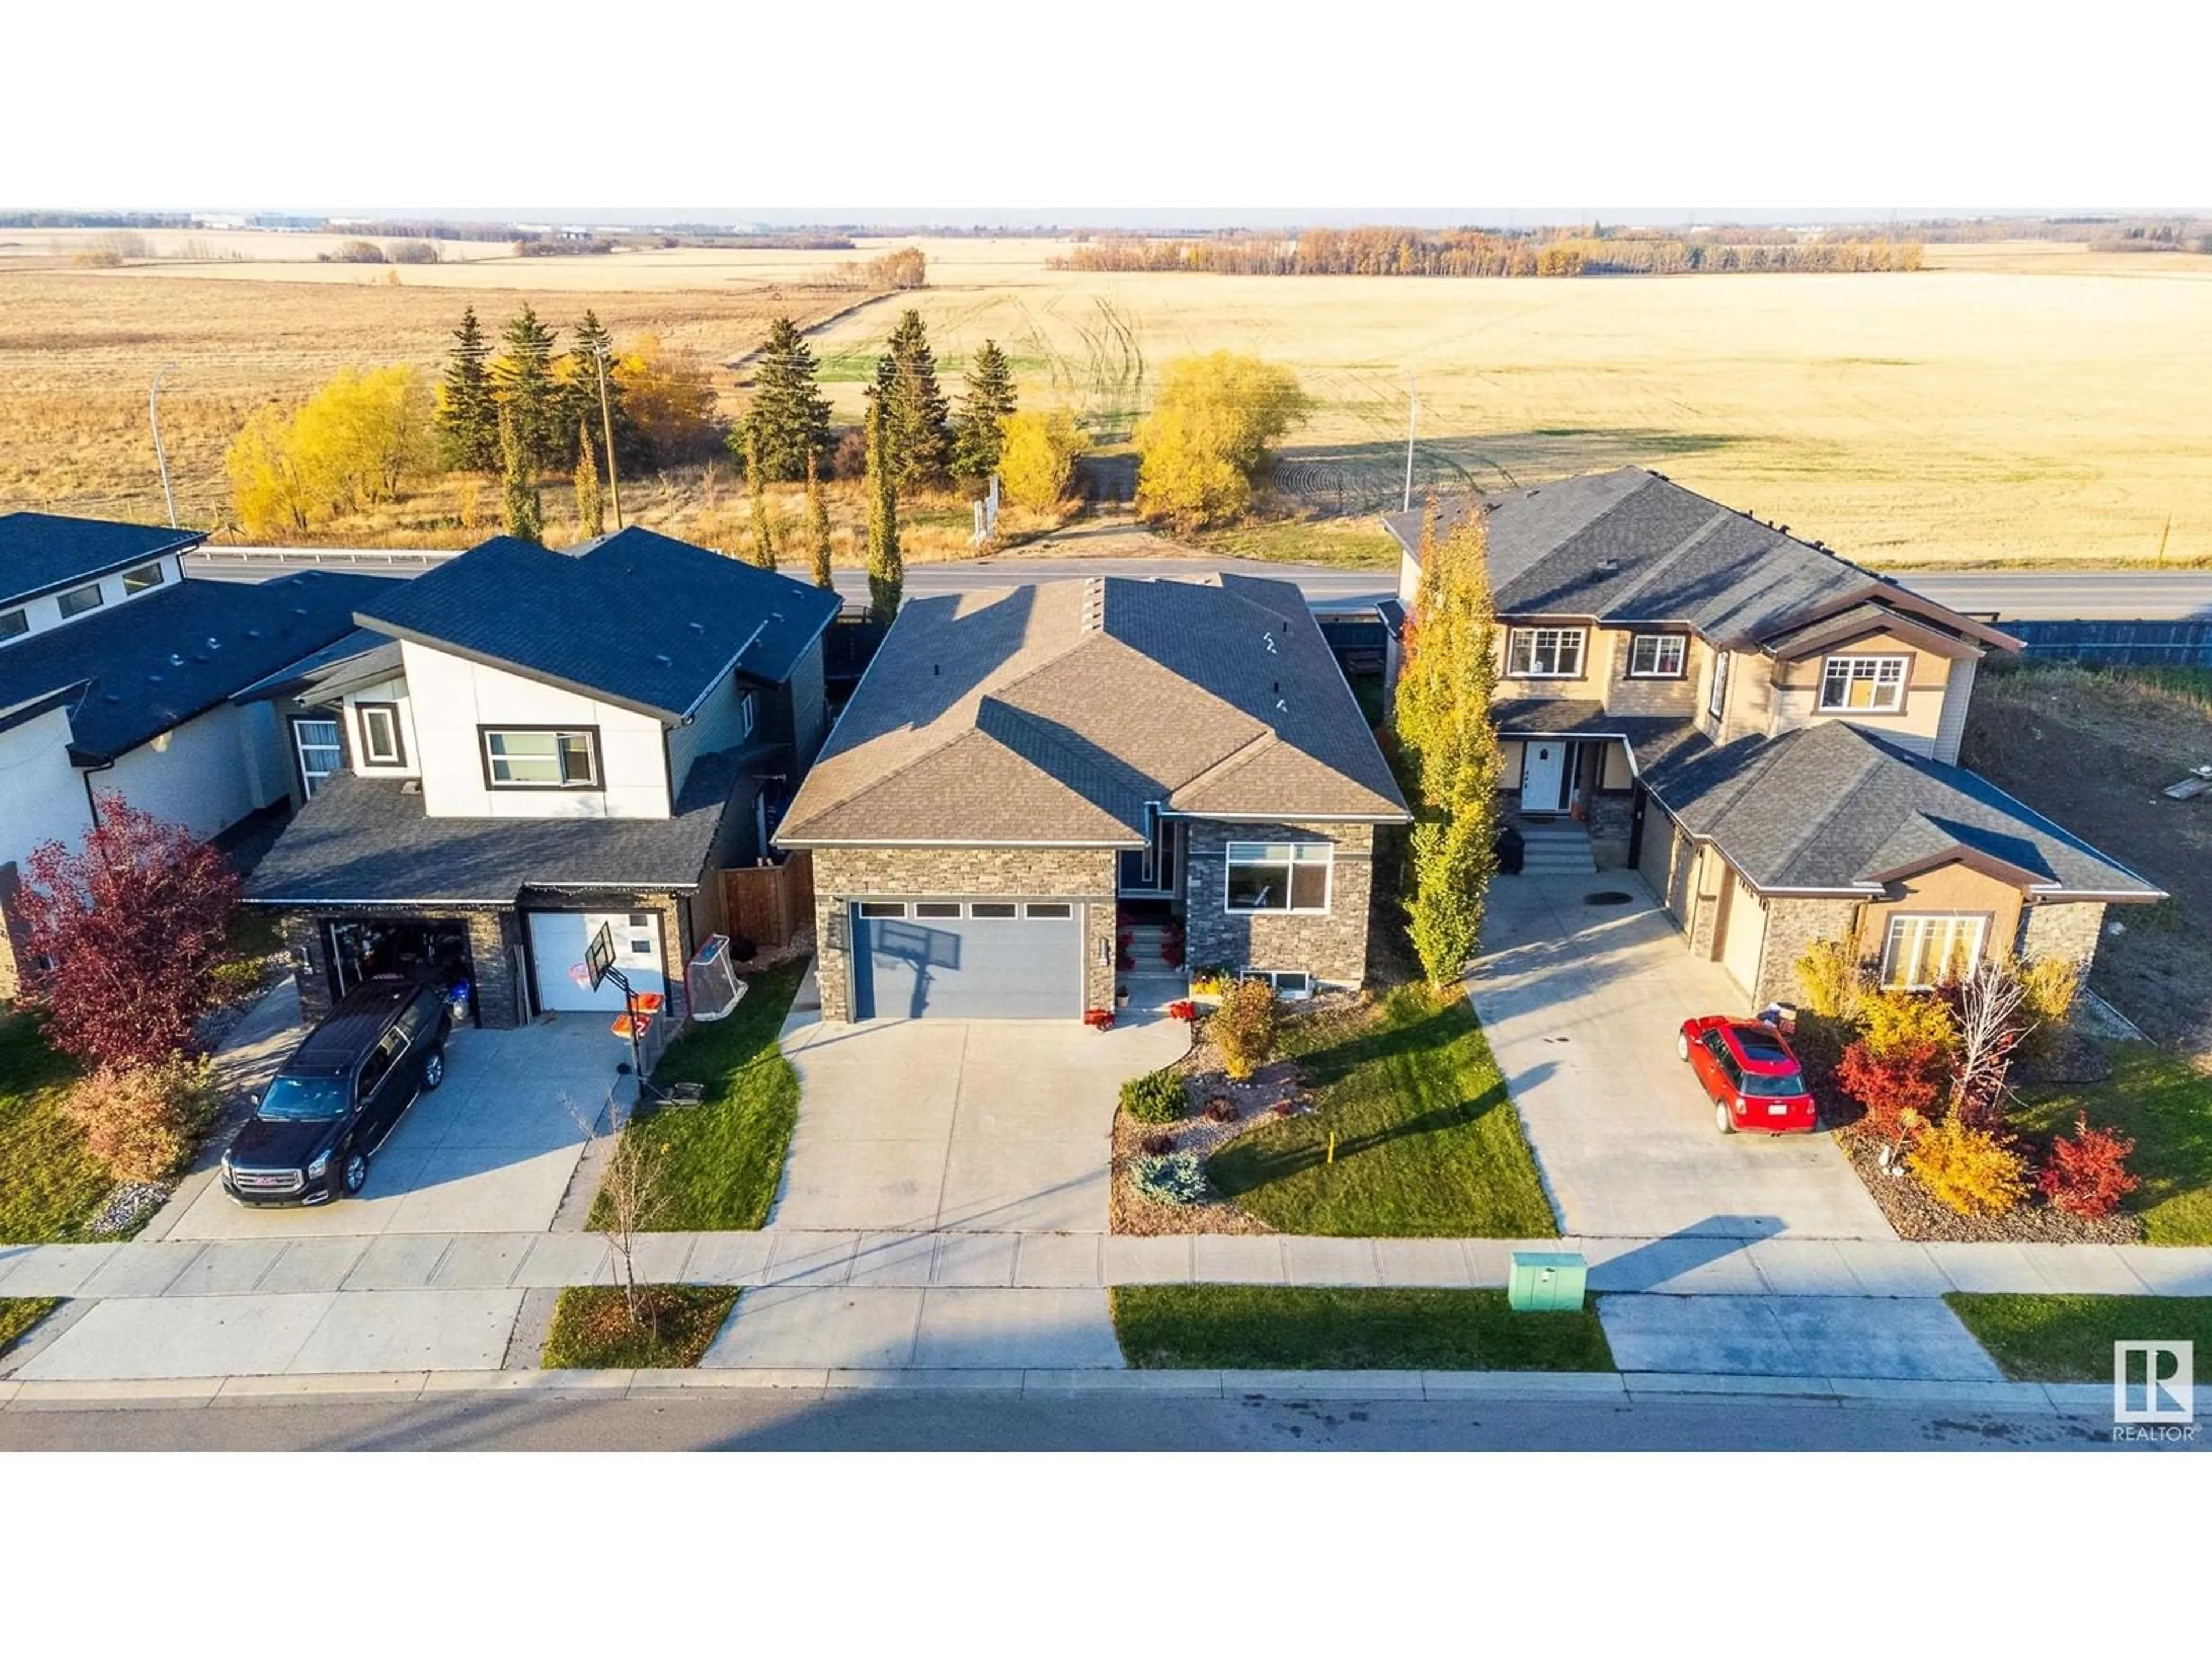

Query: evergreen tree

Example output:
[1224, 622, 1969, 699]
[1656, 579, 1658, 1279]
[436, 306, 499, 472]
[741, 316, 833, 480]
[492, 304, 559, 472]
[574, 427, 605, 542]
[864, 394, 902, 623]
[805, 450, 834, 590]
[499, 407, 543, 545]
[872, 309, 952, 490]
[949, 338, 1017, 483]
[745, 430, 777, 571]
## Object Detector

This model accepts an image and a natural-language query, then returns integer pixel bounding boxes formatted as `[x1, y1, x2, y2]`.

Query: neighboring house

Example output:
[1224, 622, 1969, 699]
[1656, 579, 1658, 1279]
[238, 528, 840, 1029]
[0, 511, 387, 996]
[1383, 468, 2164, 1002]
[773, 574, 1410, 1022]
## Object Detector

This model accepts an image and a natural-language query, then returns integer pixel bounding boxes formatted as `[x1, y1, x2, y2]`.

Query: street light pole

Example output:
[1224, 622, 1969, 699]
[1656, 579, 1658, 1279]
[1401, 371, 1416, 513]
[592, 344, 623, 529]
[150, 362, 179, 528]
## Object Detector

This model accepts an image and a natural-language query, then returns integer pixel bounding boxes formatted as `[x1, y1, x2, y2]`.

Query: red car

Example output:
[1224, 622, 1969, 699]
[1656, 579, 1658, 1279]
[1676, 1016, 1819, 1135]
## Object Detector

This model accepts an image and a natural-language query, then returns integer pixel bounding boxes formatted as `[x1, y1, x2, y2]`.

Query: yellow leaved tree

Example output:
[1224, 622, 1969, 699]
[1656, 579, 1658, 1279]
[997, 410, 1089, 513]
[1134, 353, 1310, 531]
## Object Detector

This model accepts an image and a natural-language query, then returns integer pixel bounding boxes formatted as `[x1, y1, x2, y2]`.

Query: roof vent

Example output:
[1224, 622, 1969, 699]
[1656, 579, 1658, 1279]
[206, 636, 221, 650]
[168, 653, 184, 668]
[1778, 525, 1790, 537]
[1274, 698, 1289, 713]
[1596, 558, 1619, 575]
[653, 652, 672, 665]
[688, 620, 704, 632]
[245, 627, 262, 639]
[1262, 632, 1278, 654]
[293, 607, 309, 616]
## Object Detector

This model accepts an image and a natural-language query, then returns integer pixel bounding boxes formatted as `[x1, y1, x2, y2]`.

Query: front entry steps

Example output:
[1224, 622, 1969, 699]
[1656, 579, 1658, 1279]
[1517, 821, 1597, 876]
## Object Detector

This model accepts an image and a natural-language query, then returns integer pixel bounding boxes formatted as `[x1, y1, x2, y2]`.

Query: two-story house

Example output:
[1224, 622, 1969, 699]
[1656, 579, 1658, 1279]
[239, 528, 840, 1028]
[0, 511, 388, 995]
[1385, 468, 2164, 1003]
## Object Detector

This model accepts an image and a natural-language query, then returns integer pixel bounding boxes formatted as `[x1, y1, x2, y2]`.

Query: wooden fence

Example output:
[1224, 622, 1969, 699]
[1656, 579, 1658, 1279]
[719, 852, 815, 951]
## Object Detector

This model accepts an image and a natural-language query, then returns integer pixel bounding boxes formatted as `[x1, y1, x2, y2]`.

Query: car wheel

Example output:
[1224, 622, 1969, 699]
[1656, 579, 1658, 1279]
[1714, 1101, 1735, 1135]
[341, 1148, 370, 1195]
[422, 1046, 446, 1091]
[1675, 1032, 1690, 1061]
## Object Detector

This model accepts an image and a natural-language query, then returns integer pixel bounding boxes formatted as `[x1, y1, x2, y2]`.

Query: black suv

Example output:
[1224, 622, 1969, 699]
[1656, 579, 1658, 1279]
[221, 979, 451, 1206]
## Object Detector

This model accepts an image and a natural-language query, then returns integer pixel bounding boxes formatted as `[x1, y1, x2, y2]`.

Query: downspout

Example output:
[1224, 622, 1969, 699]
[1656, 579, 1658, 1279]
[81, 756, 116, 827]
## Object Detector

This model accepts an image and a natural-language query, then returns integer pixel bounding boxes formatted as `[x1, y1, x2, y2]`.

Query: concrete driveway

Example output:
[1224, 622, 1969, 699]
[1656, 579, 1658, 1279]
[1469, 871, 1894, 1241]
[151, 1017, 630, 1241]
[772, 1010, 1191, 1233]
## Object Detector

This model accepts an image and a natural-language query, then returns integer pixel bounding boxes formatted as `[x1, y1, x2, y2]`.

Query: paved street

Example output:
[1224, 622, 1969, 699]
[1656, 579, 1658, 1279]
[1469, 871, 1895, 1240]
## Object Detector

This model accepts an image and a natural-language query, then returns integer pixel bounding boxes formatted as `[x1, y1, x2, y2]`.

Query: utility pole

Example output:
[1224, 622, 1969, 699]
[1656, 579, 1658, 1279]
[149, 362, 179, 528]
[1402, 371, 1417, 513]
[592, 343, 623, 528]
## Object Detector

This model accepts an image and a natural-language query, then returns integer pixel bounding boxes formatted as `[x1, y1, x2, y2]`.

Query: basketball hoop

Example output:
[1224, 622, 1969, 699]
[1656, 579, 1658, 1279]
[568, 962, 596, 990]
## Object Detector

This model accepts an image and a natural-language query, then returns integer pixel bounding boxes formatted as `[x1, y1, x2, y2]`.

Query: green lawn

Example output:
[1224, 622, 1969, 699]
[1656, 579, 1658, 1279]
[1192, 517, 1401, 569]
[1113, 1286, 1613, 1371]
[0, 1296, 60, 1359]
[541, 1285, 738, 1369]
[2013, 1044, 2212, 1244]
[1945, 1293, 2212, 1382]
[0, 1010, 100, 1245]
[1205, 985, 1556, 1237]
[593, 959, 806, 1232]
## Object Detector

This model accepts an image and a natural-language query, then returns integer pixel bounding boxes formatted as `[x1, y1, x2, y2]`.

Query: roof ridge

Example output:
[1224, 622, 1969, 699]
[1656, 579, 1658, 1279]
[1596, 506, 1734, 615]
[1169, 729, 1278, 804]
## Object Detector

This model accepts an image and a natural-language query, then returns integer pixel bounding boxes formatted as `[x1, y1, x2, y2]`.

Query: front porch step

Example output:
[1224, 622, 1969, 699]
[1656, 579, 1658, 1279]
[1515, 822, 1597, 875]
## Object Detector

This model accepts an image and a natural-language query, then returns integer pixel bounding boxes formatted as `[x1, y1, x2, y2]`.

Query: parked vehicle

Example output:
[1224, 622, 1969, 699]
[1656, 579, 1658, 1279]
[1676, 1015, 1817, 1135]
[221, 979, 450, 1206]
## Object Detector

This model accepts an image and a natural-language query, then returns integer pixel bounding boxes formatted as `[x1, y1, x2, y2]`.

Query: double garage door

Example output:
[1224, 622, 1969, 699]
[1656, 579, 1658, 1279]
[850, 899, 1082, 1021]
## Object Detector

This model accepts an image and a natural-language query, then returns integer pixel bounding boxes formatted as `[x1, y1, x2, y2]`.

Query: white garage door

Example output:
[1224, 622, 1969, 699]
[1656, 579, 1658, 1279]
[529, 910, 665, 1014]
[1718, 873, 1767, 999]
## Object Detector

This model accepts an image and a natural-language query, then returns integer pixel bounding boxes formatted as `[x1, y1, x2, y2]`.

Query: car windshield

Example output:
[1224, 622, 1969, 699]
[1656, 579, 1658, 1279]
[257, 1074, 350, 1121]
[1738, 1068, 1808, 1099]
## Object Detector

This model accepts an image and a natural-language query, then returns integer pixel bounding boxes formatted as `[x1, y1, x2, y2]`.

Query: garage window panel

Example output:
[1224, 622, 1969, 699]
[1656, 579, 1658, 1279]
[857, 901, 907, 918]
[969, 902, 1018, 918]
[1025, 903, 1072, 919]
[1225, 842, 1331, 914]
[914, 902, 961, 918]
[1879, 914, 1986, 990]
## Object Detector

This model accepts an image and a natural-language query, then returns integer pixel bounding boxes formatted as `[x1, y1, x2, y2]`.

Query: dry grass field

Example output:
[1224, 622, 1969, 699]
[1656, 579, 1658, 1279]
[3, 232, 2209, 566]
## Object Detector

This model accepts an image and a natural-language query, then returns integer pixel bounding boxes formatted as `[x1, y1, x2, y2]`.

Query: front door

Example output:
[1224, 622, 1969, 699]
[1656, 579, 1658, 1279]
[1521, 740, 1568, 814]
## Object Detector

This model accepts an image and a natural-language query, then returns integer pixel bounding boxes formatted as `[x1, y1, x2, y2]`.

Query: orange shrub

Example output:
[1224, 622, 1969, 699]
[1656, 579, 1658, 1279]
[1211, 978, 1279, 1081]
[1905, 1116, 2031, 1217]
[62, 1054, 222, 1184]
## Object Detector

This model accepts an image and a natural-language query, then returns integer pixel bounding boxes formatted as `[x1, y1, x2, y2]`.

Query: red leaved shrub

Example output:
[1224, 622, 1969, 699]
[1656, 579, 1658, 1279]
[2040, 1112, 2139, 1219]
[1834, 1039, 1948, 1142]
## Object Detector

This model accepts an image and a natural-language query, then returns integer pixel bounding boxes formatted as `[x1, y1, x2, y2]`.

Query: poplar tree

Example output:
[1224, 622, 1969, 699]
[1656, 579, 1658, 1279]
[436, 306, 499, 472]
[574, 428, 605, 541]
[500, 408, 543, 545]
[864, 395, 902, 623]
[873, 309, 952, 490]
[493, 304, 559, 472]
[742, 316, 833, 480]
[745, 430, 777, 571]
[949, 338, 1017, 483]
[805, 450, 834, 590]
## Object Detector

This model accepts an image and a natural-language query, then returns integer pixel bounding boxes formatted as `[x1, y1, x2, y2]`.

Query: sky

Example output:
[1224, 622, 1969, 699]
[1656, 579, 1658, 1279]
[6, 2, 2206, 215]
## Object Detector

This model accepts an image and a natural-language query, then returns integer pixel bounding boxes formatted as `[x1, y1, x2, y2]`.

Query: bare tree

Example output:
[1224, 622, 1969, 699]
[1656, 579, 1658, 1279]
[569, 1099, 669, 1327]
[1950, 960, 2031, 1130]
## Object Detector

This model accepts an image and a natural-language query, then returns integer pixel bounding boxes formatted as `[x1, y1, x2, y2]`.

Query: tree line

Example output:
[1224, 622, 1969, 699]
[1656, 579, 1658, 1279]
[1052, 226, 1922, 276]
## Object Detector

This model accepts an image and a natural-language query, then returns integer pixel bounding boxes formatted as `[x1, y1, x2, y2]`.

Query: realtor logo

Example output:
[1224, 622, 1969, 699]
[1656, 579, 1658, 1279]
[2112, 1341, 2194, 1426]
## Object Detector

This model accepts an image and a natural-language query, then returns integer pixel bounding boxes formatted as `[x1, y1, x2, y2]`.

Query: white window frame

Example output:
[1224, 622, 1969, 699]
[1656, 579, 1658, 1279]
[1878, 914, 1987, 991]
[1708, 650, 1731, 720]
[1505, 626, 1586, 679]
[1627, 632, 1687, 679]
[482, 727, 600, 789]
[1819, 654, 1910, 714]
[738, 688, 759, 740]
[56, 582, 104, 619]
[292, 715, 343, 798]
[122, 561, 167, 594]
[357, 703, 405, 767]
[1224, 841, 1332, 915]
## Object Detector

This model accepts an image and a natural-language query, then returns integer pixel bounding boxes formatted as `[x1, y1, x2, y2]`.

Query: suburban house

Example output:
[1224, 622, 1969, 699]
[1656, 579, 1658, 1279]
[238, 527, 840, 1029]
[773, 574, 1410, 1021]
[1383, 468, 2164, 1002]
[0, 511, 387, 995]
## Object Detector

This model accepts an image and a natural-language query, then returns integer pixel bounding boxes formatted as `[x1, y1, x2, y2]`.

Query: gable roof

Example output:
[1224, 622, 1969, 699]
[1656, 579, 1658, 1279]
[0, 513, 207, 609]
[354, 527, 840, 721]
[776, 575, 1408, 847]
[1383, 468, 2016, 652]
[1641, 719, 2164, 899]
[0, 569, 393, 763]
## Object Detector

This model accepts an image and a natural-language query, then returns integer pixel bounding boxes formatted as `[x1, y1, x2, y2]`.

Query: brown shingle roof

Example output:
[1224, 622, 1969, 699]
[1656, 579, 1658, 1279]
[776, 575, 1409, 846]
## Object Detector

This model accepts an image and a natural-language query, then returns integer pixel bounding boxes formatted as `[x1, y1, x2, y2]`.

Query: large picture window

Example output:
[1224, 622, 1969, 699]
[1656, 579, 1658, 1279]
[483, 727, 600, 789]
[1505, 627, 1586, 679]
[1879, 914, 1986, 990]
[1820, 654, 1910, 713]
[1225, 842, 1331, 914]
[1627, 633, 1687, 678]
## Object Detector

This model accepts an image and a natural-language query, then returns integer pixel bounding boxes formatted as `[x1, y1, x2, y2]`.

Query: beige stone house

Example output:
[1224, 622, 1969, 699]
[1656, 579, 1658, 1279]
[1385, 468, 2163, 1003]
[774, 575, 1409, 1021]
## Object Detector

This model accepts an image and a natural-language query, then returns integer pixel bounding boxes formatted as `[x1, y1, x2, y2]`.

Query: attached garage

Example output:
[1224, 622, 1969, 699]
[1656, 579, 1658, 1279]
[528, 908, 667, 1014]
[850, 899, 1085, 1020]
[1717, 870, 1768, 998]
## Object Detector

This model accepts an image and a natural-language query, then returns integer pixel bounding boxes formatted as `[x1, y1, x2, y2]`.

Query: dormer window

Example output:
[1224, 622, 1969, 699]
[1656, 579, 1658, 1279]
[1820, 654, 1909, 714]
[482, 726, 600, 789]
[1505, 627, 1586, 679]
[1627, 633, 1687, 679]
[57, 582, 104, 619]
[122, 562, 168, 594]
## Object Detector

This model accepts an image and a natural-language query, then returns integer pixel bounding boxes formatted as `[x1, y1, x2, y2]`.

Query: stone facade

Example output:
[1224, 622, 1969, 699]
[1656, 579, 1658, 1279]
[1586, 790, 1634, 870]
[809, 844, 1119, 1021]
[1181, 820, 1376, 988]
[2017, 899, 2108, 970]
[1753, 895, 1858, 1006]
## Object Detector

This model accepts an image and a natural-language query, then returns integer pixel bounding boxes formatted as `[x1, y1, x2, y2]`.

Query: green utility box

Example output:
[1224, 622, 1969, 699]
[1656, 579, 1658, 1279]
[1507, 1251, 1588, 1313]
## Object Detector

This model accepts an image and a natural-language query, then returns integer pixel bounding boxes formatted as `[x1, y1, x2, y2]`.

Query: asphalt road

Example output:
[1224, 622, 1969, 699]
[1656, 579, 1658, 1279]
[184, 548, 2212, 620]
[0, 1389, 2155, 1452]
